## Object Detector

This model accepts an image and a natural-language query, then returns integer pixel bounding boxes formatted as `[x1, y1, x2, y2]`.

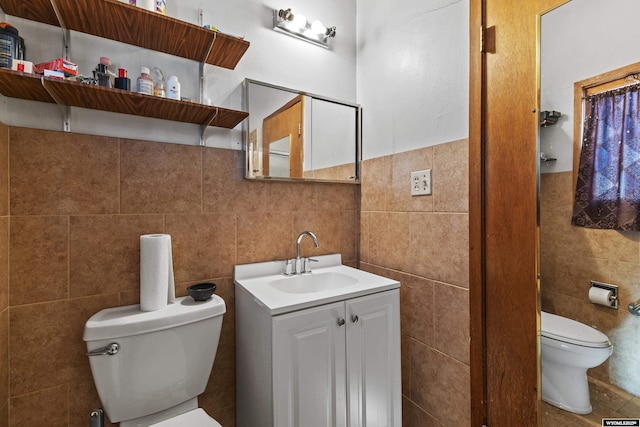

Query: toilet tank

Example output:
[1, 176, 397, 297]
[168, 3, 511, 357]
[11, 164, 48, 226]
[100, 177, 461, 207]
[83, 295, 226, 423]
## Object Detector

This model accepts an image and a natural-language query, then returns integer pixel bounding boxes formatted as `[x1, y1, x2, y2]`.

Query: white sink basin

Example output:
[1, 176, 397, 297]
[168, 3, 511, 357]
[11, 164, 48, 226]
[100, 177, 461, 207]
[269, 272, 358, 294]
[234, 254, 400, 315]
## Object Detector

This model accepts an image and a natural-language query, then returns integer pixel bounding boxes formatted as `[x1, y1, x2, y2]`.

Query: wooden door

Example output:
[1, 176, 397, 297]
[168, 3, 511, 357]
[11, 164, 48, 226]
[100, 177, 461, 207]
[262, 95, 304, 178]
[469, 0, 569, 425]
[345, 290, 401, 427]
[272, 301, 347, 427]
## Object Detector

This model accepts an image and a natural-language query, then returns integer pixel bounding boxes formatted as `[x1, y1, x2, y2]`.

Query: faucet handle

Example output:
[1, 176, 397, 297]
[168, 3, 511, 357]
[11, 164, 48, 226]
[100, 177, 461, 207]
[302, 257, 319, 274]
[283, 259, 294, 276]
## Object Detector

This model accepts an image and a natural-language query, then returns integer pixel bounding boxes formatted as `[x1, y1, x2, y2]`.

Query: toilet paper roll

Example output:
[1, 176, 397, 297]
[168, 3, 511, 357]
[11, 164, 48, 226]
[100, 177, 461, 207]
[589, 287, 614, 307]
[140, 234, 176, 312]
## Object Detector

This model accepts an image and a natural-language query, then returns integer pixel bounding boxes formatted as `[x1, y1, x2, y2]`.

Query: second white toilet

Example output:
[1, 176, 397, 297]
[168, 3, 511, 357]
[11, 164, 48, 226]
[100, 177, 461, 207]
[540, 311, 612, 414]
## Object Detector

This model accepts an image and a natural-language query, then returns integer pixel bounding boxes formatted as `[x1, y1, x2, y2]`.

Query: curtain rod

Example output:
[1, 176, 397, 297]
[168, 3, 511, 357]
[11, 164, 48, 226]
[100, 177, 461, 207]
[583, 74, 640, 99]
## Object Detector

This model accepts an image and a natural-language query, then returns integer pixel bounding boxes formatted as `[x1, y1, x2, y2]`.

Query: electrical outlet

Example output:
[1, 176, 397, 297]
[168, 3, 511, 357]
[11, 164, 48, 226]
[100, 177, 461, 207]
[411, 169, 432, 196]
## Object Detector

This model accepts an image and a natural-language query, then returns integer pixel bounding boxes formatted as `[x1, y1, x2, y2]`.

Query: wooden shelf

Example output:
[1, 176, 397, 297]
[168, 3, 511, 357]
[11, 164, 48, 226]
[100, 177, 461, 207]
[0, 69, 55, 102]
[0, 69, 248, 129]
[0, 0, 250, 130]
[0, 0, 58, 26]
[0, 0, 250, 69]
[210, 106, 249, 129]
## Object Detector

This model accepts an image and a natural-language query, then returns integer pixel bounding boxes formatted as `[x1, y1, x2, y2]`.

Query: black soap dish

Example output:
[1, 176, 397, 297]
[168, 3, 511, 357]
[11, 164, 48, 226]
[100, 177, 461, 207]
[187, 282, 217, 301]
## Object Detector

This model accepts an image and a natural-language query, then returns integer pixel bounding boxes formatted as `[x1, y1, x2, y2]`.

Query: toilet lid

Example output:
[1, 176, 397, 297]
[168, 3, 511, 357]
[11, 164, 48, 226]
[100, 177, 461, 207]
[149, 409, 222, 427]
[541, 311, 611, 348]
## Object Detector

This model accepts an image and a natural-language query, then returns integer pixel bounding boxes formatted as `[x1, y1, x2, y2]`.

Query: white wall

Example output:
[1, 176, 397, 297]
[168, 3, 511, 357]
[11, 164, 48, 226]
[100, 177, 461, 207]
[356, 0, 469, 160]
[541, 0, 640, 173]
[311, 99, 356, 169]
[0, 0, 356, 148]
[3, 0, 471, 156]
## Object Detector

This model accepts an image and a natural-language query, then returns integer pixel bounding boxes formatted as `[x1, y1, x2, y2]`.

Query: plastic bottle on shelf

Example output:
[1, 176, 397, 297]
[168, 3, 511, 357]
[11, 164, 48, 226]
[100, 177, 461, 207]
[166, 75, 180, 100]
[136, 67, 154, 95]
[136, 0, 155, 11]
[156, 0, 166, 14]
[150, 67, 165, 97]
[155, 81, 166, 97]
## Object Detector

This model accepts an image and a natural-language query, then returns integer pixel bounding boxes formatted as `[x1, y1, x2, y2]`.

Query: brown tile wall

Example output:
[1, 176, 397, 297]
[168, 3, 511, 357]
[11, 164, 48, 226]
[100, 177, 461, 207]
[540, 172, 640, 396]
[359, 139, 471, 426]
[303, 162, 357, 181]
[4, 126, 358, 426]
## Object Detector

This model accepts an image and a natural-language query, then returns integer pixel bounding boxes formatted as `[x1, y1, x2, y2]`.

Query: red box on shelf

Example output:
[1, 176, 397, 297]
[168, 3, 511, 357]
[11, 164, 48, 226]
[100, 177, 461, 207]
[34, 58, 78, 76]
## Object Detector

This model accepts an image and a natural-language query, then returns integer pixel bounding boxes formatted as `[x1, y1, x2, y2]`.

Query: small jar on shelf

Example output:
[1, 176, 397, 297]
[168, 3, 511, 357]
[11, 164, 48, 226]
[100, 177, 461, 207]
[136, 67, 153, 95]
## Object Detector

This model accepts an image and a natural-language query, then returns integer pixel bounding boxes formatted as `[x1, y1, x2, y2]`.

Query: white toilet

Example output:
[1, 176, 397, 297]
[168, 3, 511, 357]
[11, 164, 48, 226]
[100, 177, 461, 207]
[83, 295, 226, 426]
[540, 311, 613, 414]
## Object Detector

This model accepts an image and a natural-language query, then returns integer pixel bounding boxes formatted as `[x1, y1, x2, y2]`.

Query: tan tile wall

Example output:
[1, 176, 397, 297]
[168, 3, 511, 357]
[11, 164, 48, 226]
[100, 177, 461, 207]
[358, 139, 470, 426]
[540, 172, 640, 396]
[4, 126, 358, 426]
[303, 162, 357, 181]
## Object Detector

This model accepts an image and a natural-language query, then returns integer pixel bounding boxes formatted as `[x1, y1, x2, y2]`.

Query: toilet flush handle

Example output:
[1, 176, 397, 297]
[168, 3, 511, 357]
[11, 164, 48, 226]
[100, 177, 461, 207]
[86, 343, 119, 356]
[628, 300, 640, 316]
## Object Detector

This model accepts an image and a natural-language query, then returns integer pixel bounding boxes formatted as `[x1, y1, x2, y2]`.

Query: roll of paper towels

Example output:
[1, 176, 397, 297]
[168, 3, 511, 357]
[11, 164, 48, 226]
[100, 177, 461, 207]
[589, 286, 613, 307]
[140, 234, 176, 311]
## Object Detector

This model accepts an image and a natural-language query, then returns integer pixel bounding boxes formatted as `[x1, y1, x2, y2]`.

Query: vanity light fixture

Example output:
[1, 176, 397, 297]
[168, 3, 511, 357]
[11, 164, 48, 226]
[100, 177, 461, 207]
[273, 8, 336, 49]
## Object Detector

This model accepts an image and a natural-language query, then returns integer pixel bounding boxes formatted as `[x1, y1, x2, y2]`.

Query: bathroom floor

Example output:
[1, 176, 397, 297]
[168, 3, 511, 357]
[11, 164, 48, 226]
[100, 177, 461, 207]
[542, 377, 640, 426]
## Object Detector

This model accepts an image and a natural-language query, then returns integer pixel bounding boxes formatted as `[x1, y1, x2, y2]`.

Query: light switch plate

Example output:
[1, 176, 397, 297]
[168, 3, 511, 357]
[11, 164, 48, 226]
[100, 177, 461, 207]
[411, 169, 432, 196]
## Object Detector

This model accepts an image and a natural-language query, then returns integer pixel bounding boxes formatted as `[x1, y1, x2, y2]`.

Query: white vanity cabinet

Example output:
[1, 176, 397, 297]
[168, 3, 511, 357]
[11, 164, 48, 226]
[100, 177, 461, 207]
[272, 300, 348, 426]
[344, 291, 401, 427]
[235, 275, 401, 427]
[272, 290, 401, 427]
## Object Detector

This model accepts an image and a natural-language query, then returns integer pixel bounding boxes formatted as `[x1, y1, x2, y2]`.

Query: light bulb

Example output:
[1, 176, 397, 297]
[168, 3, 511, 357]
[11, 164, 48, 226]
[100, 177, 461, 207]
[311, 20, 326, 35]
[291, 14, 307, 31]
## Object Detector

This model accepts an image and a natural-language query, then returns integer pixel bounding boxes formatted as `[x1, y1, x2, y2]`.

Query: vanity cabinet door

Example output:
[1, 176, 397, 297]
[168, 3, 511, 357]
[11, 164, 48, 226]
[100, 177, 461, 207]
[273, 301, 348, 427]
[346, 290, 401, 427]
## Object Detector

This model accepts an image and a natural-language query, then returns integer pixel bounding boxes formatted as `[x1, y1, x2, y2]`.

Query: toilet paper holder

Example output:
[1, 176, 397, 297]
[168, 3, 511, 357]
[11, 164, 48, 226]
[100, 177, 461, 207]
[590, 281, 618, 309]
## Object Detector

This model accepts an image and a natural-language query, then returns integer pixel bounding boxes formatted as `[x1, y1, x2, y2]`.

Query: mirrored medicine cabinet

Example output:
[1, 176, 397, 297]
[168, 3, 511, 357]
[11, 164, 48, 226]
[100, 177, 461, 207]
[244, 79, 361, 183]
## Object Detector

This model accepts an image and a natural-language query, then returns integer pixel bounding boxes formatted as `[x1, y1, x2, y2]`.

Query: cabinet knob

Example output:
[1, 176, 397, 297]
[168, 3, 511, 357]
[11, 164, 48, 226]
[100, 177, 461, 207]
[351, 315, 359, 323]
[337, 318, 346, 326]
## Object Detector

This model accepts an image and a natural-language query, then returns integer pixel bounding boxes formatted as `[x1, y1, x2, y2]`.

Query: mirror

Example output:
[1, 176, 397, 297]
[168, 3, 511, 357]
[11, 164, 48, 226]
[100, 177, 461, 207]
[540, 0, 640, 423]
[244, 79, 361, 183]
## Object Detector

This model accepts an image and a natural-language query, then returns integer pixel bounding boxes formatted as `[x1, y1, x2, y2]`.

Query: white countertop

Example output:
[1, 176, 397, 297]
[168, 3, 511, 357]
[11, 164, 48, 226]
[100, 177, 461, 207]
[233, 254, 400, 315]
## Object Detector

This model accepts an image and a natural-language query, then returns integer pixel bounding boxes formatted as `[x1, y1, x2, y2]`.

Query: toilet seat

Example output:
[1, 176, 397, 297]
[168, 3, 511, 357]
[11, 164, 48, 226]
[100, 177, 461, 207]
[150, 409, 222, 427]
[541, 311, 610, 348]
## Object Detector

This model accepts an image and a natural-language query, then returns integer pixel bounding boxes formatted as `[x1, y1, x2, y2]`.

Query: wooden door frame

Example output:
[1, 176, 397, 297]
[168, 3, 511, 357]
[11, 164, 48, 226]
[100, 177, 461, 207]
[468, 1, 485, 424]
[262, 95, 305, 178]
[469, 1, 571, 425]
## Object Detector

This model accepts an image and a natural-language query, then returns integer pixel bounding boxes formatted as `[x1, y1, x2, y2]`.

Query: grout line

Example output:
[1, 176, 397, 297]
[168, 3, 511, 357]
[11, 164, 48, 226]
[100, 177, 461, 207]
[5, 127, 9, 426]
[117, 138, 121, 215]
[66, 215, 70, 300]
[235, 212, 238, 268]
[5, 126, 9, 218]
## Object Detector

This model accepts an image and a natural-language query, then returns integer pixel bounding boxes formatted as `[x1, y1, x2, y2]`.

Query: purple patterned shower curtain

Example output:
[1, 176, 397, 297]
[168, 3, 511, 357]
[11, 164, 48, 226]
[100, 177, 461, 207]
[572, 83, 640, 230]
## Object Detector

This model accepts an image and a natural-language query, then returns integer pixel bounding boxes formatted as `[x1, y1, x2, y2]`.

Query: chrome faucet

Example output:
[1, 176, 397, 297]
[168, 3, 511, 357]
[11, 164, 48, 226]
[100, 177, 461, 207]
[294, 231, 319, 274]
